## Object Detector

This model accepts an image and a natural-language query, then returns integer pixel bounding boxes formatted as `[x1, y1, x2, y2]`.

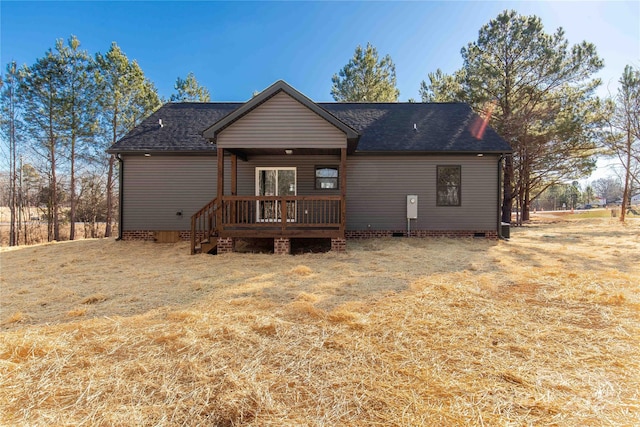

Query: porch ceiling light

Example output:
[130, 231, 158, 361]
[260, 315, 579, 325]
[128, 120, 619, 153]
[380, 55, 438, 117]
[285, 149, 293, 155]
[144, 153, 151, 157]
[477, 153, 484, 157]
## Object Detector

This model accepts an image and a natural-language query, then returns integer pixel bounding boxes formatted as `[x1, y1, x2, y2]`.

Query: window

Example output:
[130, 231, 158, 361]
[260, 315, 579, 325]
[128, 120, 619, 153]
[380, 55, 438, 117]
[437, 165, 461, 206]
[315, 166, 339, 189]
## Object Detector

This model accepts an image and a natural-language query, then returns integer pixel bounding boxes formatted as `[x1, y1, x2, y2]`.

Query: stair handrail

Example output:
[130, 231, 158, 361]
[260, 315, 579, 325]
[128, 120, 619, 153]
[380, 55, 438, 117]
[190, 197, 219, 254]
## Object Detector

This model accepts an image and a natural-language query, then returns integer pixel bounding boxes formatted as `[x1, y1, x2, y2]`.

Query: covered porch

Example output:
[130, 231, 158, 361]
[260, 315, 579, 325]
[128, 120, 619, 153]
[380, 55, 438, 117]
[190, 80, 358, 254]
[190, 147, 348, 254]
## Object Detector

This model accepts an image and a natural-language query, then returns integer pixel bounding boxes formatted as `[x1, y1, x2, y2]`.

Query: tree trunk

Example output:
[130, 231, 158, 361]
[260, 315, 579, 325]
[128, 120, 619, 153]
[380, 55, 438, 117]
[620, 133, 632, 222]
[70, 136, 76, 240]
[52, 175, 59, 241]
[50, 132, 60, 242]
[92, 215, 98, 238]
[522, 180, 531, 222]
[47, 195, 53, 241]
[8, 86, 18, 246]
[9, 129, 16, 246]
[22, 205, 28, 245]
[105, 154, 115, 237]
[501, 155, 513, 223]
[16, 170, 21, 246]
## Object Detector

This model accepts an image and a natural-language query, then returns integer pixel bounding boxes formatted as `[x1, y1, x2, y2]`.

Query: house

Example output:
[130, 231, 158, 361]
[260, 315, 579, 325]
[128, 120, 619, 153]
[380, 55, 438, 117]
[107, 80, 512, 254]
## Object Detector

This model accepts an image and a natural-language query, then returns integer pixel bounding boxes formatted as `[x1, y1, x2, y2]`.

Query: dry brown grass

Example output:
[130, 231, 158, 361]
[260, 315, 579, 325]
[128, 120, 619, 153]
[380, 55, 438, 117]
[0, 220, 113, 247]
[1, 216, 639, 425]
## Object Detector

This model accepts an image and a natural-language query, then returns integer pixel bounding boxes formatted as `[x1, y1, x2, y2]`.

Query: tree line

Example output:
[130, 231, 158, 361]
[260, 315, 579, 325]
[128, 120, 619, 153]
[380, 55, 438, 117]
[2, 9, 639, 246]
[1, 37, 211, 246]
[331, 11, 639, 224]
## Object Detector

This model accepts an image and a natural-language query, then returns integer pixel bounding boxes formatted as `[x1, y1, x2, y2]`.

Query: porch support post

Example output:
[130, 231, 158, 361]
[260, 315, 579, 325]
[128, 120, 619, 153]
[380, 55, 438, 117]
[274, 238, 290, 255]
[340, 147, 347, 236]
[217, 148, 224, 231]
[281, 197, 287, 233]
[231, 154, 237, 224]
[331, 237, 347, 252]
[217, 237, 234, 254]
[231, 154, 237, 196]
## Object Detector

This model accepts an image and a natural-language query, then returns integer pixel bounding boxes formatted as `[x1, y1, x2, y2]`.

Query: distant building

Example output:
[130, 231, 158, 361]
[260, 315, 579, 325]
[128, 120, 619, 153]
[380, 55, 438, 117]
[584, 197, 606, 207]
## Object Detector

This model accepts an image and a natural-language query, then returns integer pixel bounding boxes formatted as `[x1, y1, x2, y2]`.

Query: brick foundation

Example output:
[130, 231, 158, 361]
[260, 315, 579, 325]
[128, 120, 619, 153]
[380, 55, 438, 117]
[274, 238, 290, 255]
[121, 228, 499, 245]
[217, 237, 235, 254]
[345, 229, 498, 239]
[331, 238, 347, 252]
[180, 230, 207, 242]
[121, 230, 157, 241]
[122, 230, 206, 242]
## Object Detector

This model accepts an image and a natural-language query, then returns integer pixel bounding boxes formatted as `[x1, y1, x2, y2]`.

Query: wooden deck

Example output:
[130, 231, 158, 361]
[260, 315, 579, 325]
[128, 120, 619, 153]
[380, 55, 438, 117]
[191, 195, 344, 254]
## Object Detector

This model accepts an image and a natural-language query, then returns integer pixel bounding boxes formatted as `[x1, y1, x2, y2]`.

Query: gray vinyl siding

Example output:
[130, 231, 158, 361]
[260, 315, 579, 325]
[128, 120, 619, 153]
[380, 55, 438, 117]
[234, 154, 497, 231]
[217, 92, 347, 149]
[346, 155, 499, 231]
[122, 155, 230, 231]
[122, 154, 498, 232]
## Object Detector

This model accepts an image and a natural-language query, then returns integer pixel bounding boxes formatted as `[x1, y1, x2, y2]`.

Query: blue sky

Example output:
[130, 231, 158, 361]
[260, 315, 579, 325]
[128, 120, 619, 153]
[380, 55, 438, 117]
[2, 1, 638, 103]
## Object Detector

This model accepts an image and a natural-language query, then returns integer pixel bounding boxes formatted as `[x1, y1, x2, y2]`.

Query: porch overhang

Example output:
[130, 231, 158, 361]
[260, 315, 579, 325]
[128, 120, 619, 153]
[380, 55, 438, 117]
[219, 146, 348, 161]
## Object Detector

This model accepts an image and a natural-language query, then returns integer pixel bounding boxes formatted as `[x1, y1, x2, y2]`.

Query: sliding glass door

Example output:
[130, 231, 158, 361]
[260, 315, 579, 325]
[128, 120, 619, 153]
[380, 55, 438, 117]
[256, 167, 296, 222]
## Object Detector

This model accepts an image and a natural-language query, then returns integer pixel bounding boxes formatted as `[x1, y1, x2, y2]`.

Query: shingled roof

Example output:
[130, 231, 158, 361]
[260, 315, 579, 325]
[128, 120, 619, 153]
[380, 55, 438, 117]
[322, 103, 510, 153]
[108, 103, 240, 153]
[108, 100, 511, 154]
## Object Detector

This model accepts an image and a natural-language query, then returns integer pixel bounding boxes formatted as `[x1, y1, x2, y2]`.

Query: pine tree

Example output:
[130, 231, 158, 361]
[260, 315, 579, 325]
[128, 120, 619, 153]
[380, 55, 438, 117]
[58, 36, 97, 240]
[0, 61, 22, 246]
[420, 10, 603, 222]
[19, 48, 68, 241]
[419, 69, 465, 102]
[95, 42, 160, 237]
[170, 72, 211, 102]
[331, 43, 399, 102]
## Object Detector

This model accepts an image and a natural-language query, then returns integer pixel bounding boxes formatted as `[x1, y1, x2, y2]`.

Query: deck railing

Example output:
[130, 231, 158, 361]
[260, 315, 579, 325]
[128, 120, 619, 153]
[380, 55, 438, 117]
[190, 197, 219, 254]
[191, 195, 344, 253]
[220, 195, 343, 236]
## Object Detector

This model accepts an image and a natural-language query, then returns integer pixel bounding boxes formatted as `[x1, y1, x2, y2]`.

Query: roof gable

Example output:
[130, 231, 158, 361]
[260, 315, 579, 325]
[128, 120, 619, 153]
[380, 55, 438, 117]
[202, 80, 359, 141]
[216, 91, 348, 150]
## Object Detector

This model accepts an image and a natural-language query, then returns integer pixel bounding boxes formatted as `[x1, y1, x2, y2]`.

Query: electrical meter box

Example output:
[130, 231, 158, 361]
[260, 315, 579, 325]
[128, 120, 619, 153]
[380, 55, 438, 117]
[407, 195, 418, 219]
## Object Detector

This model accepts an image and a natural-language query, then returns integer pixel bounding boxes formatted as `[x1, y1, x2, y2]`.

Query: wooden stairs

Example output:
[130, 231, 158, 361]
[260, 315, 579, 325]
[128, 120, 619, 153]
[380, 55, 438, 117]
[195, 236, 217, 255]
[191, 197, 220, 255]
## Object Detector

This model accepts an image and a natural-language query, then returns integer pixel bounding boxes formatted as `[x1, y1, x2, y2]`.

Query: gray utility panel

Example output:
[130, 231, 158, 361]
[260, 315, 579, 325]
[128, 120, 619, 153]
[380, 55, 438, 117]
[407, 195, 418, 219]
